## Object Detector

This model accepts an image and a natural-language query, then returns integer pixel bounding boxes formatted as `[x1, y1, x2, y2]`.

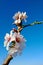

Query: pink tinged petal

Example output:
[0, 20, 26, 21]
[14, 19, 21, 25]
[13, 11, 21, 20]
[4, 41, 8, 47]
[4, 33, 9, 40]
[8, 48, 18, 56]
[18, 19, 21, 23]
[6, 42, 10, 50]
[14, 20, 18, 24]
[7, 37, 11, 42]
[15, 33, 26, 43]
[11, 36, 15, 42]
[19, 13, 22, 19]
[10, 30, 13, 36]
[23, 12, 26, 16]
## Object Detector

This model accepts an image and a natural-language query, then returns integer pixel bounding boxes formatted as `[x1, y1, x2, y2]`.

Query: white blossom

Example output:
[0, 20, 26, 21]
[4, 30, 26, 53]
[8, 32, 26, 57]
[13, 11, 27, 24]
[4, 30, 15, 50]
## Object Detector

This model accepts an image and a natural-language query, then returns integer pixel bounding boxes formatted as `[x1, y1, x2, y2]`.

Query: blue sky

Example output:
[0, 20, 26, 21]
[0, 0, 43, 65]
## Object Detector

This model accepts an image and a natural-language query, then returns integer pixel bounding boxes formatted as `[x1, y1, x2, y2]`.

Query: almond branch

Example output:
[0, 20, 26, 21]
[22, 21, 43, 28]
[3, 55, 13, 65]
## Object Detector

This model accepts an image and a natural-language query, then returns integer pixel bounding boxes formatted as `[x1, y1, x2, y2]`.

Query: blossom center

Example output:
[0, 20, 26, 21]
[16, 37, 20, 43]
[7, 37, 11, 42]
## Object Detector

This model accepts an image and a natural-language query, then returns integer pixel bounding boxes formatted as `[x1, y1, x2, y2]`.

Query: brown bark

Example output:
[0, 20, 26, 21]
[3, 55, 13, 65]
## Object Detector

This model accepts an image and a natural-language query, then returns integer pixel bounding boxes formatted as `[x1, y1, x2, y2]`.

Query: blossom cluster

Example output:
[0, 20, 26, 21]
[13, 11, 27, 25]
[4, 30, 26, 56]
[4, 11, 27, 57]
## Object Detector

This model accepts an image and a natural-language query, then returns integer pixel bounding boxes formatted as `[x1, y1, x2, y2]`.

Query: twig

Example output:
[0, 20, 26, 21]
[22, 21, 43, 28]
[2, 55, 13, 65]
[19, 21, 43, 32]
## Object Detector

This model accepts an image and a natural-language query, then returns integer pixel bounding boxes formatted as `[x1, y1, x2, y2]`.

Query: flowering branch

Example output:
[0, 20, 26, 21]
[3, 30, 26, 65]
[3, 11, 43, 65]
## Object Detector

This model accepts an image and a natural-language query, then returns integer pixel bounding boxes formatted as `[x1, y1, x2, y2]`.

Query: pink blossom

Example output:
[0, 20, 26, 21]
[4, 30, 26, 51]
[13, 11, 27, 25]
